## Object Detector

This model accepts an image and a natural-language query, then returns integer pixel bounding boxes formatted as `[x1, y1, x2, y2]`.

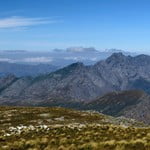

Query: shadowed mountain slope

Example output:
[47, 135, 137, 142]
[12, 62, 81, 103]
[85, 90, 150, 124]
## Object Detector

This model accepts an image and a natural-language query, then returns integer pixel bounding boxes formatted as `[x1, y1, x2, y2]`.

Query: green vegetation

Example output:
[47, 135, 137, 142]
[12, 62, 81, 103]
[0, 107, 150, 150]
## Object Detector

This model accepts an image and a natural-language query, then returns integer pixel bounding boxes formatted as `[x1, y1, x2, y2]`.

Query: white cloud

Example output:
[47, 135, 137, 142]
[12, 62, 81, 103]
[0, 16, 58, 29]
[22, 57, 53, 63]
[65, 57, 82, 61]
[0, 58, 15, 63]
[63, 56, 98, 61]
[90, 57, 98, 61]
[0, 57, 53, 63]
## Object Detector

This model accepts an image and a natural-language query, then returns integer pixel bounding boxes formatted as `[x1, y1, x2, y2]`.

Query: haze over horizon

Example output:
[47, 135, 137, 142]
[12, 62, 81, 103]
[0, 0, 150, 53]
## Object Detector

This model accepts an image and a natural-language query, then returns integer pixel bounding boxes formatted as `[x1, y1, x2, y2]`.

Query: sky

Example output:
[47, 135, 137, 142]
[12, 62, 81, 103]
[0, 0, 150, 53]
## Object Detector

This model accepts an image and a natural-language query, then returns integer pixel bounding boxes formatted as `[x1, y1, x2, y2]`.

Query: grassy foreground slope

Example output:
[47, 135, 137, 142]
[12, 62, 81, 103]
[0, 107, 150, 150]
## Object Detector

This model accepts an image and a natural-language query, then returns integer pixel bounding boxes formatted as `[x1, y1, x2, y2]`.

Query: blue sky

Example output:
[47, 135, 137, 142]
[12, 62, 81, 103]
[0, 0, 150, 52]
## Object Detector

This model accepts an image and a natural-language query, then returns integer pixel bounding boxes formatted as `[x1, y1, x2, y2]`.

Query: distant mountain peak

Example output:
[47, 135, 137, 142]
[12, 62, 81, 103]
[69, 62, 84, 67]
[105, 52, 128, 64]
[135, 54, 150, 60]
[52, 62, 85, 78]
[60, 62, 85, 72]
[109, 52, 125, 58]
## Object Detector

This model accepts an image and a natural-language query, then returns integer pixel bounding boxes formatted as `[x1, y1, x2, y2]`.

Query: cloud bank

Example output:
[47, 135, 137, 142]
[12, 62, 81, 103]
[0, 57, 53, 64]
[23, 57, 53, 63]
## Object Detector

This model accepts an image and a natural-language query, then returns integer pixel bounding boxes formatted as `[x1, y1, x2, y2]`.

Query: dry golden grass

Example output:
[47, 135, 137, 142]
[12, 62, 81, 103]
[0, 106, 149, 150]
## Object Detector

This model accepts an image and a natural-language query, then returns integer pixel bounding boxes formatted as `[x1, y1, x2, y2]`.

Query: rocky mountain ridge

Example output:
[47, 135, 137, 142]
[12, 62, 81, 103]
[0, 52, 150, 103]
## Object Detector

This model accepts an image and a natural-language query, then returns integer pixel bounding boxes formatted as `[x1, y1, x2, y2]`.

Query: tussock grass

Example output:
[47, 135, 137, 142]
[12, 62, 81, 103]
[0, 106, 149, 150]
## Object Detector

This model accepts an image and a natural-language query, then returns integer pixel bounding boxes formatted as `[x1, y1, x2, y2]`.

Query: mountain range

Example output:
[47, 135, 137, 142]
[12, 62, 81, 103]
[0, 52, 150, 124]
